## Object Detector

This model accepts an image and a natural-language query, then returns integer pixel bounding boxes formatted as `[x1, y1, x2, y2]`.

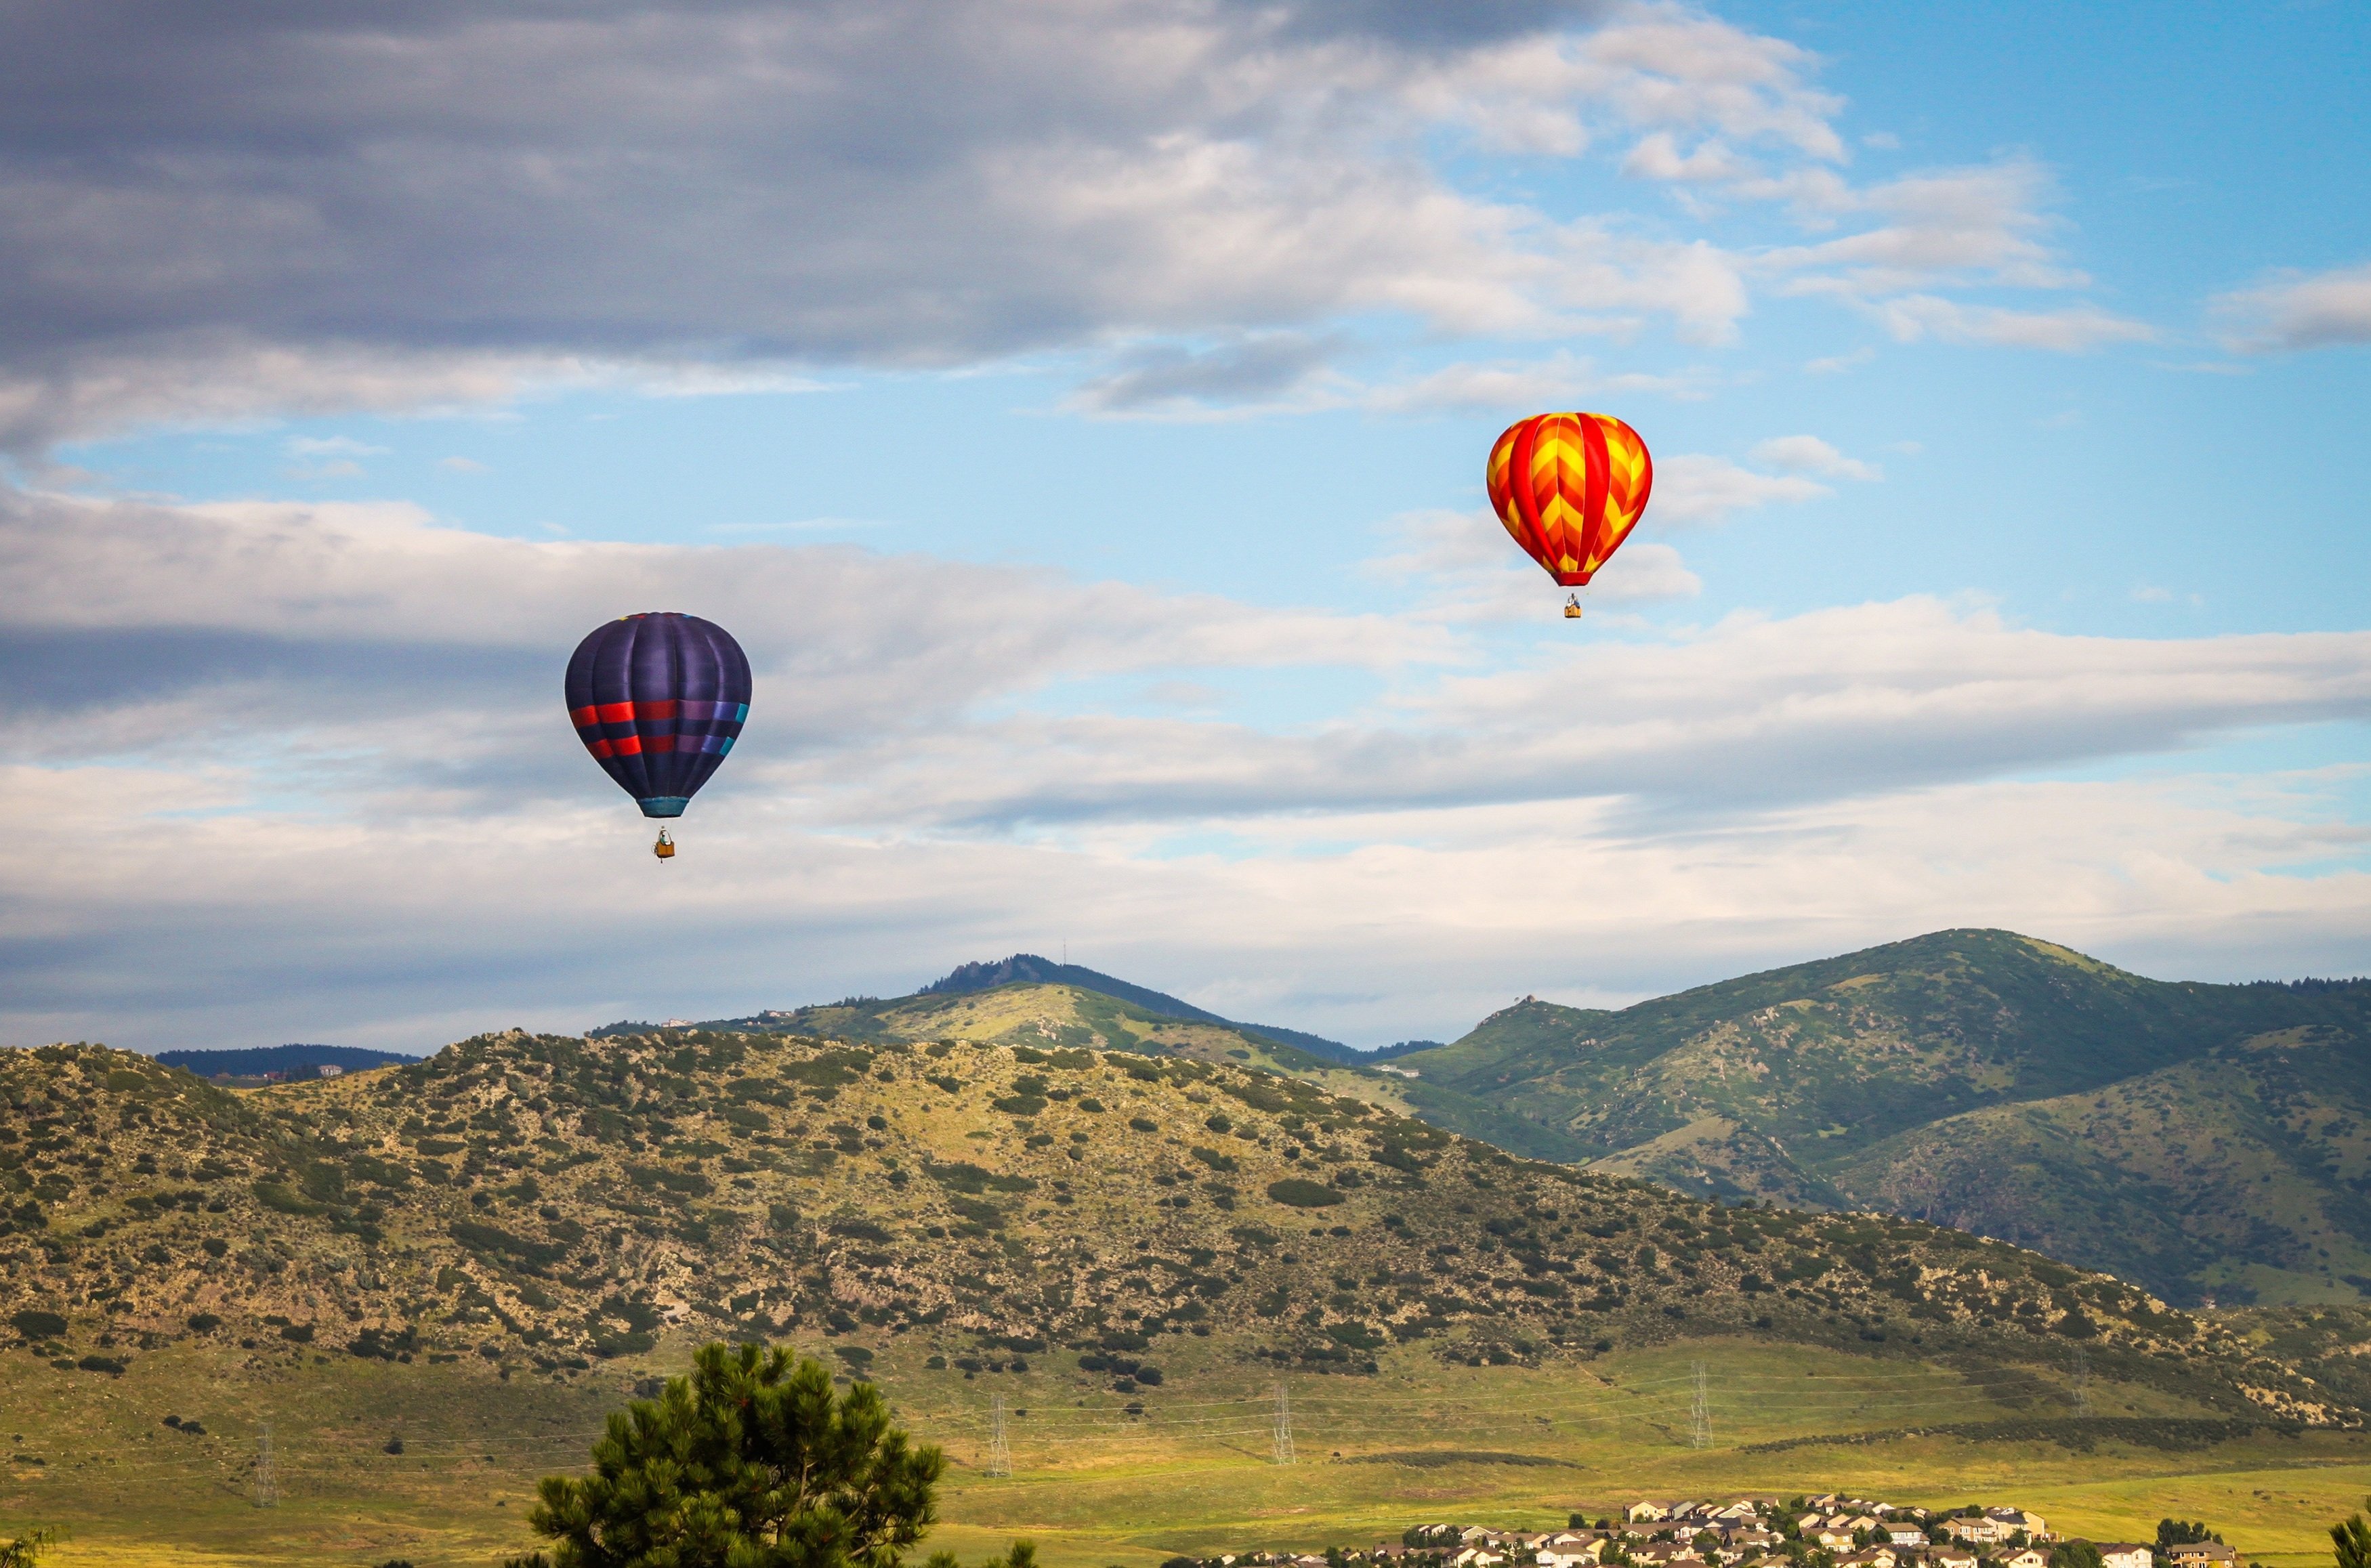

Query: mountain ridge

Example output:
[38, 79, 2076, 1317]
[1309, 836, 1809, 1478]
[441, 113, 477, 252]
[152, 1043, 425, 1078]
[916, 953, 1366, 1064]
[0, 1029, 2351, 1429]
[1389, 929, 2371, 1306]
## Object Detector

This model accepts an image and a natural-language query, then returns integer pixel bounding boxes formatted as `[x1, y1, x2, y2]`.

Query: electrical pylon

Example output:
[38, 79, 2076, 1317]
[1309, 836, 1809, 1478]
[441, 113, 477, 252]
[254, 1421, 278, 1508]
[1689, 1361, 1711, 1449]
[986, 1395, 1011, 1477]
[1272, 1380, 1295, 1464]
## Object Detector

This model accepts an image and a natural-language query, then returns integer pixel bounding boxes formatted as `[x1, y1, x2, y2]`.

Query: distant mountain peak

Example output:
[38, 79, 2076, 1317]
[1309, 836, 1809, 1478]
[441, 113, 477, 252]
[919, 954, 1366, 1063]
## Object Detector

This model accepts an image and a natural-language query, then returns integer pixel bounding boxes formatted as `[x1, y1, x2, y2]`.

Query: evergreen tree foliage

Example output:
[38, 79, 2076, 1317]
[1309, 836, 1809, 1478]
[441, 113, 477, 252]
[509, 1342, 943, 1568]
[2332, 1500, 2370, 1568]
[0, 1528, 57, 1568]
[2158, 1522, 2221, 1548]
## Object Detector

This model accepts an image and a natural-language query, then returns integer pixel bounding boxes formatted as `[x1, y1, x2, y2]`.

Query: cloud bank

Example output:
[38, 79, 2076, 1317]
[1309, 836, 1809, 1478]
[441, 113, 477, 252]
[5, 488, 2366, 1051]
[0, 0, 2156, 448]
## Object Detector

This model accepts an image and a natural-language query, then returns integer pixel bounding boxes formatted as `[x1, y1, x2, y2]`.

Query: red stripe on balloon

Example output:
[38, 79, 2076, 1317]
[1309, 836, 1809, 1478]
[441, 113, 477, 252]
[1580, 415, 1611, 569]
[1507, 417, 1548, 568]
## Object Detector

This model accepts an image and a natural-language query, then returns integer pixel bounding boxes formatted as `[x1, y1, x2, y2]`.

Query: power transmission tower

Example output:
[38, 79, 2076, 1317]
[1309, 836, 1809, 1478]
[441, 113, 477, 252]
[2072, 1347, 2091, 1417]
[253, 1421, 278, 1508]
[1272, 1380, 1295, 1464]
[986, 1395, 1011, 1478]
[1689, 1361, 1711, 1449]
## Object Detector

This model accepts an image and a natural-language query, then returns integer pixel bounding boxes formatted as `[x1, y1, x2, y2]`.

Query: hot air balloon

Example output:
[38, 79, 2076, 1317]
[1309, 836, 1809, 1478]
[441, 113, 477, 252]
[1485, 412, 1652, 618]
[565, 612, 751, 860]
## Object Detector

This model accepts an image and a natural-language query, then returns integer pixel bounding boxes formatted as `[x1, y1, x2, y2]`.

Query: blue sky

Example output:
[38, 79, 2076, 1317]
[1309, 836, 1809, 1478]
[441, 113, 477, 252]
[5, 1, 2369, 1053]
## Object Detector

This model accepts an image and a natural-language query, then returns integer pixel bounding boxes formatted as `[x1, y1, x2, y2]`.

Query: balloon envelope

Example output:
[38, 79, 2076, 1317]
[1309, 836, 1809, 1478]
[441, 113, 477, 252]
[565, 612, 751, 819]
[1486, 412, 1652, 586]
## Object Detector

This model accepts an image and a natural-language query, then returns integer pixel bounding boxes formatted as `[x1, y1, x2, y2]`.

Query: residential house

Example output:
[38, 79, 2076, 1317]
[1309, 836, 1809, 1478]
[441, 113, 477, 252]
[1997, 1548, 2049, 1568]
[1929, 1550, 1979, 1568]
[1942, 1520, 2005, 1547]
[1631, 1505, 1676, 1525]
[2099, 1546, 2152, 1568]
[1834, 1550, 1897, 1568]
[2159, 1546, 2233, 1568]
[1887, 1529, 1929, 1549]
[1811, 1529, 1859, 1551]
[1538, 1542, 1603, 1567]
[1988, 1512, 2048, 1541]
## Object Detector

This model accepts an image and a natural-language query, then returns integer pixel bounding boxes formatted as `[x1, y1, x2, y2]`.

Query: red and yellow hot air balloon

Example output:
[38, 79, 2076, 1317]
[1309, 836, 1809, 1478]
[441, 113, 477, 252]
[1486, 412, 1653, 617]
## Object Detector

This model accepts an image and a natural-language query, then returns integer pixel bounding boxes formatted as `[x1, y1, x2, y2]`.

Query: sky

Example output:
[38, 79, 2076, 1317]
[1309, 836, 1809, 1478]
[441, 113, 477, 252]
[5, 0, 2370, 1055]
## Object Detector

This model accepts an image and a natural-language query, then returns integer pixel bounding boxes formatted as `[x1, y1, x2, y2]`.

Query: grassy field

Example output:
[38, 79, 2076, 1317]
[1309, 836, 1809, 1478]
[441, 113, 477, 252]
[4, 1334, 2366, 1568]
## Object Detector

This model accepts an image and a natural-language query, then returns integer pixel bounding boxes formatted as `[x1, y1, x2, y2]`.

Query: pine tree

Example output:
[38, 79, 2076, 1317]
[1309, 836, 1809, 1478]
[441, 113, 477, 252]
[507, 1342, 945, 1568]
[2332, 1500, 2370, 1568]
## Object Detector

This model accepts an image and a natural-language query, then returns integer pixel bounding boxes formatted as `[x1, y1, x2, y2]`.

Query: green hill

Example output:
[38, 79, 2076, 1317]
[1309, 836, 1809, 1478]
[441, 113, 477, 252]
[0, 1030, 2345, 1413]
[1, 1025, 2366, 1565]
[646, 976, 1589, 1162]
[1386, 929, 2371, 1306]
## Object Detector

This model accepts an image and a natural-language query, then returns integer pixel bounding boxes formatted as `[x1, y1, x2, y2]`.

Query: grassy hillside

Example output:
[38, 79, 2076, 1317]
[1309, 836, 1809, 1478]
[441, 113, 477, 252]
[660, 979, 1593, 1162]
[916, 953, 1366, 1065]
[1388, 931, 2371, 1306]
[0, 1027, 2365, 1565]
[0, 1029, 2348, 1407]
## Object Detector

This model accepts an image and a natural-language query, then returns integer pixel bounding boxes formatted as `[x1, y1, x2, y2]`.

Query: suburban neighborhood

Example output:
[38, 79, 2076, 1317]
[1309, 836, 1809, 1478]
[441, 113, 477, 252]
[1177, 1495, 2248, 1568]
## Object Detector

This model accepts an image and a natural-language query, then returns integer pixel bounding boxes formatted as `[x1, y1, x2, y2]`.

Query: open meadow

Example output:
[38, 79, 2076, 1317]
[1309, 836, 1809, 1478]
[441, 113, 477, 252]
[4, 1334, 2364, 1568]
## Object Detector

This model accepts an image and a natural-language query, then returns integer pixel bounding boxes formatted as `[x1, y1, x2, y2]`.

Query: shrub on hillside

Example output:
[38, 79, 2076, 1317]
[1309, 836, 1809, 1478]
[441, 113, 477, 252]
[9, 1310, 66, 1340]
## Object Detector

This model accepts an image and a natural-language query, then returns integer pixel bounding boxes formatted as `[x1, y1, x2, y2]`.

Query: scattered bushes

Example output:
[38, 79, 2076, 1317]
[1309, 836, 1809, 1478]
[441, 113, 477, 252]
[1266, 1179, 1343, 1208]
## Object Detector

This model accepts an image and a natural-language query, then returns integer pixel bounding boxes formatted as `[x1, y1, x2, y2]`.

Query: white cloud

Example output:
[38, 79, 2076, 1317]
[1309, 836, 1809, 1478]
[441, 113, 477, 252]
[1363, 507, 1700, 623]
[1804, 346, 1873, 374]
[1750, 434, 1880, 481]
[1761, 161, 2080, 289]
[2212, 262, 2371, 352]
[5, 487, 2369, 1048]
[0, 0, 1847, 448]
[1866, 295, 2157, 352]
[285, 436, 388, 457]
[8, 685, 2368, 1053]
[1743, 159, 2155, 352]
[1068, 344, 1717, 422]
[1651, 452, 1832, 524]
[1620, 132, 1750, 182]
[1359, 351, 1713, 415]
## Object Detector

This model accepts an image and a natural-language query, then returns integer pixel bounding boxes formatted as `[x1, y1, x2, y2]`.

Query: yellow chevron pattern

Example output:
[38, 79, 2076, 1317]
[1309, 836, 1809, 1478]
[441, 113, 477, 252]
[1486, 411, 1653, 587]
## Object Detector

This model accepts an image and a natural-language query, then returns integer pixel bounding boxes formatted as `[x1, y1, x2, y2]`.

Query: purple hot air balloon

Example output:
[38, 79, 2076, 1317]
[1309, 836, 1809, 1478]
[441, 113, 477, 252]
[565, 614, 751, 830]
